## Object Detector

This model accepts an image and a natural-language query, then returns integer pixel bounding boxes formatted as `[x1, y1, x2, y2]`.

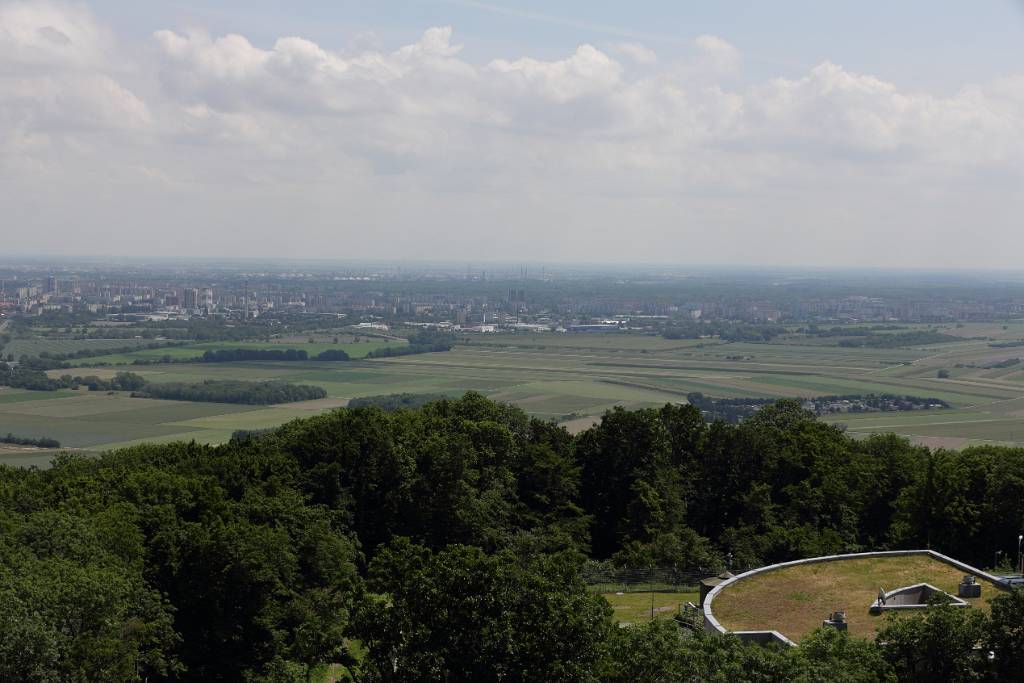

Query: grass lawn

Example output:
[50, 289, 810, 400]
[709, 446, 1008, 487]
[710, 554, 1004, 642]
[601, 591, 699, 624]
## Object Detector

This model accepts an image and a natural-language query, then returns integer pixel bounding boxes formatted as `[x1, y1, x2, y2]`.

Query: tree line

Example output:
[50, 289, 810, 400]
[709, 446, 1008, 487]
[132, 379, 327, 404]
[34, 341, 190, 361]
[201, 348, 314, 362]
[686, 392, 949, 424]
[0, 364, 148, 392]
[1, 343, 185, 367]
[836, 331, 960, 348]
[1, 432, 61, 448]
[0, 362, 325, 406]
[661, 322, 784, 342]
[347, 392, 455, 411]
[803, 324, 908, 336]
[129, 347, 352, 365]
[1, 394, 1022, 680]
[364, 329, 455, 358]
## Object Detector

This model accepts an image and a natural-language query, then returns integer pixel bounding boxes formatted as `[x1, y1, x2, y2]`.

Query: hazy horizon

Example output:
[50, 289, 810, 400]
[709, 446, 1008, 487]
[12, 255, 1024, 284]
[2, 1, 1023, 267]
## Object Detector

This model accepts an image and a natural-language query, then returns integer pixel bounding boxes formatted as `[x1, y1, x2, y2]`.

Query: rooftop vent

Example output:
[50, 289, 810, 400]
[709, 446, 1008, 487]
[699, 571, 735, 606]
[822, 611, 848, 631]
[958, 575, 981, 599]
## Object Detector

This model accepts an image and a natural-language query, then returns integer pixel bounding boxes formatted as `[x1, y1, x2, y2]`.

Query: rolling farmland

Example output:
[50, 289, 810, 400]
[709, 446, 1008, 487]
[7, 322, 1024, 464]
[61, 338, 407, 365]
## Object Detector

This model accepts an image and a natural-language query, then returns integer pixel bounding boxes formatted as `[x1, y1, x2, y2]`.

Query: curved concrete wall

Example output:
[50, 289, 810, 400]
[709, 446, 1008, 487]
[702, 549, 1003, 645]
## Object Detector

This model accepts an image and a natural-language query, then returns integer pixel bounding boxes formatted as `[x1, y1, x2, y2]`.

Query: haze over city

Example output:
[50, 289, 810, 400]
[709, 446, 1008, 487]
[2, 1, 1023, 266]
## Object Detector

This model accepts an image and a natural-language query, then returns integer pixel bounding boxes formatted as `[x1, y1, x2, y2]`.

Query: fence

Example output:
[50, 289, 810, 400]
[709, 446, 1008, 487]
[582, 565, 723, 594]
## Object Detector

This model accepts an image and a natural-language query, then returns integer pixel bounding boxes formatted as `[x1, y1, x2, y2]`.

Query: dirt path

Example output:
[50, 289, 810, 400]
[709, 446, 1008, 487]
[560, 415, 601, 434]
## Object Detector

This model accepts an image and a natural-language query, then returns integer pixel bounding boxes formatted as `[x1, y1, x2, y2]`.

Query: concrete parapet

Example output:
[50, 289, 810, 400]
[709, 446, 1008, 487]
[702, 549, 1003, 647]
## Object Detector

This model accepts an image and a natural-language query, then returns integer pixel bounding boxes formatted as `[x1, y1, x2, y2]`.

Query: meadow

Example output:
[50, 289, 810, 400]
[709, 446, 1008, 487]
[7, 322, 1024, 464]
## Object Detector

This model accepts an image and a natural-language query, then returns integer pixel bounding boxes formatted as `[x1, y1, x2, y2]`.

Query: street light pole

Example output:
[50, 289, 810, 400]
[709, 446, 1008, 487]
[1018, 534, 1023, 575]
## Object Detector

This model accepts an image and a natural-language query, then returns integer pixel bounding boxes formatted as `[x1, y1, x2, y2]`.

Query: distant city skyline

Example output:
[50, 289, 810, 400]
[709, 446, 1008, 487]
[2, 1, 1023, 267]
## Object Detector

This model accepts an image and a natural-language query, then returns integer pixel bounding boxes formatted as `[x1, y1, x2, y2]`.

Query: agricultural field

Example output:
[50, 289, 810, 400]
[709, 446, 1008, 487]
[61, 338, 406, 365]
[8, 322, 1024, 464]
[3, 337, 164, 358]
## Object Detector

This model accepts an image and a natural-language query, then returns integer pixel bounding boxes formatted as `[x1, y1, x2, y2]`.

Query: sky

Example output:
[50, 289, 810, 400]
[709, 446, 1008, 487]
[2, 1, 1023, 268]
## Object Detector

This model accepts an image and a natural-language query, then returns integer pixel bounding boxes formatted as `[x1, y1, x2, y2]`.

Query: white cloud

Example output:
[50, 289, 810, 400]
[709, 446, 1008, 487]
[0, 0, 150, 182]
[609, 42, 658, 65]
[1, 1, 1023, 266]
[739, 62, 1024, 166]
[488, 44, 623, 102]
[694, 34, 740, 74]
[0, 1, 111, 68]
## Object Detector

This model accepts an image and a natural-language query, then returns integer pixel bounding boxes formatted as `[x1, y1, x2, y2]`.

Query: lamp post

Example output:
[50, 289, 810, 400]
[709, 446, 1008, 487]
[995, 549, 1002, 571]
[1018, 534, 1023, 575]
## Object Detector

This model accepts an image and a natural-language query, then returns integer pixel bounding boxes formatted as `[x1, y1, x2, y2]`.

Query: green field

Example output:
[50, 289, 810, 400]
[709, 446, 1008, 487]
[8, 322, 1024, 464]
[4, 338, 168, 358]
[600, 590, 699, 624]
[62, 338, 406, 365]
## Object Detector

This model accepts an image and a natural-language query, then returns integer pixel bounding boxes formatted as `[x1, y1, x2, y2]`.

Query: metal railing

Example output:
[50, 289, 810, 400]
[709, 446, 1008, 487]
[583, 565, 727, 593]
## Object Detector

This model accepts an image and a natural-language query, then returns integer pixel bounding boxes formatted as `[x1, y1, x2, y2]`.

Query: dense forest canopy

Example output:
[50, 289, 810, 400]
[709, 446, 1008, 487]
[1, 393, 1022, 681]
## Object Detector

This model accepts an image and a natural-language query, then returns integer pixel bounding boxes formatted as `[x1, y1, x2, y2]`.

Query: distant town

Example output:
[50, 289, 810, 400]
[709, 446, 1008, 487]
[4, 261, 1024, 334]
